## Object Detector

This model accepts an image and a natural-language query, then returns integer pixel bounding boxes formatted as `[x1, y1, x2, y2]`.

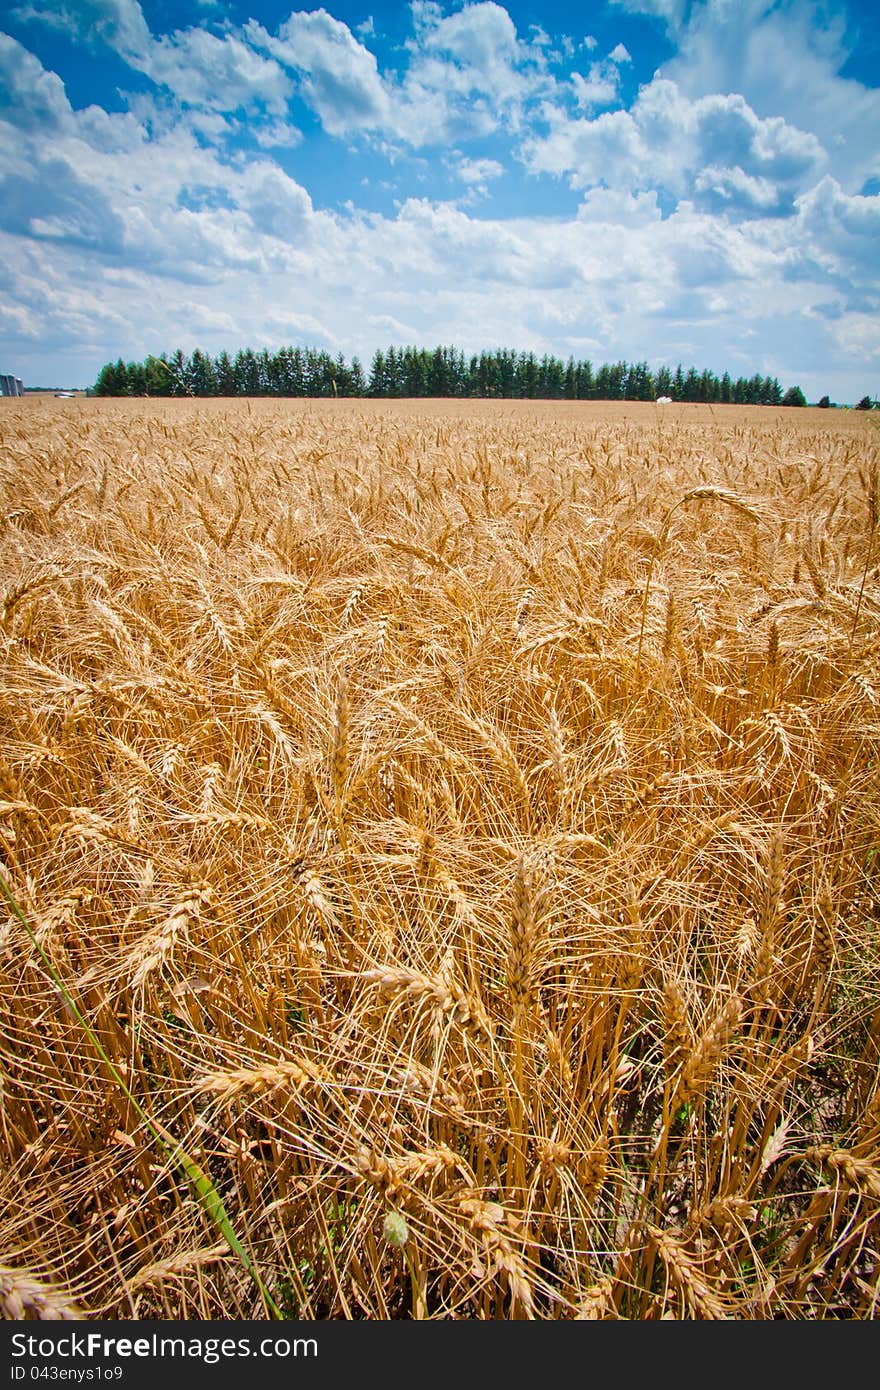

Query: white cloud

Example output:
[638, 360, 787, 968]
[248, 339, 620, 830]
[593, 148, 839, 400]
[248, 9, 390, 135]
[571, 62, 622, 111]
[13, 0, 151, 62]
[609, 43, 632, 64]
[260, 309, 341, 350]
[694, 165, 781, 212]
[422, 1, 519, 74]
[392, 1, 557, 143]
[791, 176, 880, 281]
[660, 0, 880, 194]
[380, 0, 558, 145]
[454, 156, 505, 184]
[243, 3, 555, 147]
[576, 187, 663, 225]
[175, 301, 238, 335]
[237, 162, 314, 240]
[144, 28, 292, 114]
[251, 119, 302, 149]
[609, 0, 687, 26]
[0, 39, 323, 279]
[15, 0, 293, 114]
[5, 0, 598, 154]
[367, 311, 422, 341]
[448, 153, 505, 203]
[830, 313, 880, 362]
[0, 32, 72, 128]
[522, 106, 639, 183]
[524, 77, 825, 216]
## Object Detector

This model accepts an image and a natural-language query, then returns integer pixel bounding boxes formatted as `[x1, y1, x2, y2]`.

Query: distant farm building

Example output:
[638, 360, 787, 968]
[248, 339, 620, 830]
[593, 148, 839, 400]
[1, 375, 24, 396]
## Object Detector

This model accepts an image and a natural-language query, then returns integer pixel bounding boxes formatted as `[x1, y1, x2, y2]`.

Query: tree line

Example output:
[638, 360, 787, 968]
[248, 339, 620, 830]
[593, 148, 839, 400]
[93, 344, 819, 405]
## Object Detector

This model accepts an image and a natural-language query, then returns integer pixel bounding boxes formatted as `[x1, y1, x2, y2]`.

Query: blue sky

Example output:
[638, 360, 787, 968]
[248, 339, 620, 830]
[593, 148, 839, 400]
[1, 0, 878, 398]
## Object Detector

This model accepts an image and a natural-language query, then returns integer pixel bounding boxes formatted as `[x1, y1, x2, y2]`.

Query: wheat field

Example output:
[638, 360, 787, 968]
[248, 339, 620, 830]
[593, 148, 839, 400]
[1, 395, 879, 1319]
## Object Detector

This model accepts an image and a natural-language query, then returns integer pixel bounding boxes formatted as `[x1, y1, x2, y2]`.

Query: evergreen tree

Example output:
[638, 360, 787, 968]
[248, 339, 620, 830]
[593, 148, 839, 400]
[289, 348, 306, 395]
[234, 349, 259, 395]
[333, 352, 350, 395]
[186, 349, 217, 397]
[91, 341, 813, 408]
[764, 376, 783, 406]
[576, 359, 594, 399]
[683, 367, 700, 402]
[498, 349, 517, 397]
[94, 361, 122, 395]
[626, 361, 654, 400]
[513, 351, 535, 398]
[256, 349, 274, 394]
[168, 349, 189, 396]
[143, 354, 172, 395]
[126, 360, 148, 395]
[655, 365, 673, 399]
[384, 347, 399, 397]
[428, 346, 447, 396]
[214, 351, 236, 396]
[369, 349, 386, 397]
[564, 357, 576, 400]
[698, 369, 715, 403]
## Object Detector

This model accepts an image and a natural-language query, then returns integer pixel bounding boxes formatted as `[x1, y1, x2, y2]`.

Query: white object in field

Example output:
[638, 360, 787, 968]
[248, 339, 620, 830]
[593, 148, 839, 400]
[656, 396, 672, 405]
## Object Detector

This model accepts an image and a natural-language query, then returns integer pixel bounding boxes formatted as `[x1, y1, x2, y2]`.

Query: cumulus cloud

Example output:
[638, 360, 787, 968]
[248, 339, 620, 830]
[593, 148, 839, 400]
[0, 31, 72, 128]
[12, 0, 152, 61]
[180, 3, 555, 148]
[830, 313, 880, 362]
[447, 153, 505, 203]
[791, 177, 880, 282]
[523, 77, 825, 217]
[15, 0, 293, 114]
[660, 0, 880, 193]
[251, 119, 302, 150]
[609, 0, 688, 27]
[390, 1, 558, 144]
[0, 36, 321, 278]
[576, 186, 663, 225]
[237, 161, 314, 241]
[247, 9, 390, 135]
[421, 1, 519, 69]
[144, 28, 292, 114]
[571, 61, 623, 111]
[454, 156, 505, 185]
